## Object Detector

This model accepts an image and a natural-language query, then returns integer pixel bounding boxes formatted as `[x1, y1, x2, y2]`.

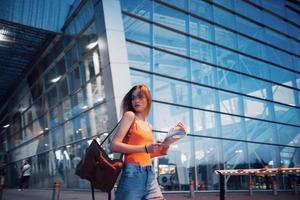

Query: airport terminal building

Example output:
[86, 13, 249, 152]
[0, 0, 299, 192]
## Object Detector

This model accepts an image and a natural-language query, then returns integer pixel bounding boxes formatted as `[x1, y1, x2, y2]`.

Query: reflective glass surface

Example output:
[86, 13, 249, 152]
[122, 0, 300, 192]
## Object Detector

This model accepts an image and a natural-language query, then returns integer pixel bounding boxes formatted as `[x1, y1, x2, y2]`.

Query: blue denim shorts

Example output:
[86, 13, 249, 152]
[115, 163, 164, 200]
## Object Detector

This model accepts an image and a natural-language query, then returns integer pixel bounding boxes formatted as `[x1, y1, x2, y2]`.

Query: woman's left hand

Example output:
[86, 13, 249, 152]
[157, 142, 169, 155]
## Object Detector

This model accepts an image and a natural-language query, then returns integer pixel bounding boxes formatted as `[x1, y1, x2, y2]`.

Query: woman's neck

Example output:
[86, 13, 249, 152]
[134, 112, 147, 121]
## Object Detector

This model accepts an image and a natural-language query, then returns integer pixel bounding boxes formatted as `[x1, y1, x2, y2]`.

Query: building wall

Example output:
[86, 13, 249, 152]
[1, 0, 123, 189]
[120, 0, 300, 191]
[0, 0, 299, 192]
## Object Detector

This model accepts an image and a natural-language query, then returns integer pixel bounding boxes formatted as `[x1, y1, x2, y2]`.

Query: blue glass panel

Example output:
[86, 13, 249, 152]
[263, 12, 287, 35]
[219, 91, 240, 115]
[223, 141, 247, 170]
[154, 50, 189, 80]
[51, 127, 64, 147]
[72, 113, 89, 141]
[238, 55, 270, 80]
[189, 0, 213, 20]
[264, 29, 290, 52]
[49, 105, 62, 128]
[261, 0, 285, 17]
[65, 44, 79, 69]
[240, 75, 268, 99]
[274, 103, 300, 126]
[216, 68, 240, 93]
[154, 2, 187, 32]
[236, 17, 264, 41]
[62, 98, 72, 121]
[120, 0, 151, 19]
[277, 51, 293, 71]
[75, 1, 94, 33]
[215, 27, 237, 49]
[280, 147, 300, 170]
[221, 113, 244, 140]
[238, 35, 263, 58]
[192, 85, 216, 110]
[154, 25, 188, 56]
[68, 66, 82, 93]
[248, 143, 279, 168]
[190, 38, 214, 63]
[160, 0, 188, 11]
[215, 47, 239, 71]
[272, 85, 295, 106]
[277, 124, 300, 146]
[213, 0, 233, 10]
[269, 66, 295, 87]
[234, 0, 263, 23]
[287, 23, 300, 41]
[153, 102, 191, 132]
[191, 60, 216, 87]
[195, 138, 221, 190]
[291, 40, 300, 56]
[130, 70, 151, 88]
[154, 76, 190, 106]
[47, 86, 58, 108]
[126, 42, 151, 71]
[123, 16, 151, 45]
[213, 6, 236, 30]
[85, 76, 105, 107]
[193, 110, 217, 136]
[246, 119, 275, 143]
[244, 97, 268, 120]
[286, 8, 300, 25]
[293, 56, 300, 73]
[71, 90, 85, 116]
[297, 74, 300, 89]
[189, 16, 213, 41]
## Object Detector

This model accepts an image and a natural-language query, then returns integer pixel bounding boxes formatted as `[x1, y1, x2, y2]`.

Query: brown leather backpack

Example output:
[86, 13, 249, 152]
[75, 122, 124, 200]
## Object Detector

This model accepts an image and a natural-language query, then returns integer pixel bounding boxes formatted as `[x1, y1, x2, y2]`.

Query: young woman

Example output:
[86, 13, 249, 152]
[110, 84, 168, 200]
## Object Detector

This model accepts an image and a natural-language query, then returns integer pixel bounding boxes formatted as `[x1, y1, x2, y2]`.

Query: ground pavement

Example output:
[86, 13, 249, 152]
[2, 189, 299, 200]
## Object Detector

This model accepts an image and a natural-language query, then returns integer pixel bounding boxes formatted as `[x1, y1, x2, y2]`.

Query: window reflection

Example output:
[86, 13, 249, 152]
[127, 42, 151, 71]
[157, 137, 193, 191]
[195, 137, 221, 190]
[193, 110, 216, 137]
[154, 2, 187, 32]
[219, 91, 240, 115]
[154, 76, 190, 106]
[153, 102, 190, 133]
[191, 61, 215, 86]
[124, 15, 151, 44]
[223, 141, 248, 189]
[154, 50, 188, 80]
[154, 25, 187, 56]
[244, 97, 267, 119]
[189, 16, 213, 41]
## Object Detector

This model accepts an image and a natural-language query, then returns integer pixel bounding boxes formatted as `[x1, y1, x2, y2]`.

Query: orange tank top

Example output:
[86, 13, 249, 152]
[125, 120, 153, 166]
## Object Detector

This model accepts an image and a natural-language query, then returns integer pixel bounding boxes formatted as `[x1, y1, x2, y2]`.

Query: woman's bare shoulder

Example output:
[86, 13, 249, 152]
[122, 111, 135, 122]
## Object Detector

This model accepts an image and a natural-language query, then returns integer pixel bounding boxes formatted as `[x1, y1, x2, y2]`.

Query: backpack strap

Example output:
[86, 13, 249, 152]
[90, 182, 95, 200]
[108, 191, 111, 200]
[100, 121, 121, 145]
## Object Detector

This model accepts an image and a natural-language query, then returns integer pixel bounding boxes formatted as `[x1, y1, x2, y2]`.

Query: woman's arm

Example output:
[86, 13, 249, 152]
[110, 111, 145, 154]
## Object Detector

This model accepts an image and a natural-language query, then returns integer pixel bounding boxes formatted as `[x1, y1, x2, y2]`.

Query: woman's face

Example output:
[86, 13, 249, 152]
[131, 89, 148, 114]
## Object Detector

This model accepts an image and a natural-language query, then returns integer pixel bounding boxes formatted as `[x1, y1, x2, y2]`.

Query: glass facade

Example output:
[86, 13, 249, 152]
[0, 0, 109, 189]
[121, 0, 300, 191]
[0, 0, 299, 193]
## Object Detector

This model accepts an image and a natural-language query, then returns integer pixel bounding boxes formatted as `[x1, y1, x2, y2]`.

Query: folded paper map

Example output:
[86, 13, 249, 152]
[162, 122, 187, 145]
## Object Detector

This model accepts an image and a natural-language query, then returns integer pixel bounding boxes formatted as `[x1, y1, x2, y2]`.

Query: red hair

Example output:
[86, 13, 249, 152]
[121, 84, 151, 116]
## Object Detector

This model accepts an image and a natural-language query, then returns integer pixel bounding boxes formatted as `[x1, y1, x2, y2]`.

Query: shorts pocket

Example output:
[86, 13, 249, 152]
[122, 167, 139, 178]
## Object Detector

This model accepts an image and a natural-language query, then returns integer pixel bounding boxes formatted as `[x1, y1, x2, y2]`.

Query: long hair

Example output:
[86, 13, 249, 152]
[121, 84, 151, 116]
